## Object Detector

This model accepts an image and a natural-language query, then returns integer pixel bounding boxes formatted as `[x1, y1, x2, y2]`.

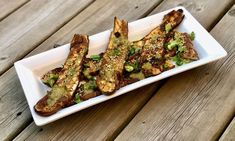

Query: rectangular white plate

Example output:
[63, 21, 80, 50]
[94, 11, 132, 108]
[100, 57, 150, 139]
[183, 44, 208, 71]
[14, 6, 227, 126]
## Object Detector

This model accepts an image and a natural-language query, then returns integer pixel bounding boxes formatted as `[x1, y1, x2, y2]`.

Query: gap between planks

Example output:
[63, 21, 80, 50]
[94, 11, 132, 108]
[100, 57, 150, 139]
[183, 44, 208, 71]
[219, 117, 235, 141]
[0, 0, 95, 76]
[0, 0, 30, 22]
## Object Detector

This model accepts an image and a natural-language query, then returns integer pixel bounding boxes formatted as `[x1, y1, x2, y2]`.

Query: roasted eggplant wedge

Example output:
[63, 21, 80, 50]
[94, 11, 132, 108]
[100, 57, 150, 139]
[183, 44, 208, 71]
[96, 17, 129, 94]
[124, 9, 184, 80]
[34, 34, 89, 116]
[140, 9, 184, 76]
[166, 31, 198, 66]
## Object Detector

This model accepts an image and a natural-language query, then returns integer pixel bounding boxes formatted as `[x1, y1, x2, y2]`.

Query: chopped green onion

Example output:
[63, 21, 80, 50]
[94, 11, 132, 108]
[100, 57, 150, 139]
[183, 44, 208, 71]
[90, 54, 101, 61]
[88, 81, 97, 89]
[167, 40, 178, 50]
[75, 93, 82, 104]
[47, 79, 55, 87]
[165, 23, 172, 33]
[133, 61, 140, 71]
[113, 48, 121, 56]
[176, 60, 183, 66]
[173, 54, 183, 66]
[190, 31, 195, 41]
[83, 68, 92, 79]
[178, 46, 186, 52]
[163, 64, 169, 69]
[129, 47, 135, 56]
[49, 73, 59, 79]
[125, 65, 134, 72]
[83, 80, 97, 90]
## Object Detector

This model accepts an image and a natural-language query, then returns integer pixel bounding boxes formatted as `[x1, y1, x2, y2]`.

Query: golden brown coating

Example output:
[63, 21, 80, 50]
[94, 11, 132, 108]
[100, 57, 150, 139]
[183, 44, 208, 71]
[140, 9, 184, 76]
[96, 17, 129, 94]
[180, 33, 199, 60]
[34, 34, 89, 116]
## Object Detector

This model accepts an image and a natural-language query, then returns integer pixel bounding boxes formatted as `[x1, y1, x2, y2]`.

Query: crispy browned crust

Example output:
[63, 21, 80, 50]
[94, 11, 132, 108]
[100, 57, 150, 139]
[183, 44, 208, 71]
[34, 34, 89, 116]
[136, 9, 183, 77]
[165, 31, 199, 60]
[80, 91, 101, 101]
[96, 17, 128, 95]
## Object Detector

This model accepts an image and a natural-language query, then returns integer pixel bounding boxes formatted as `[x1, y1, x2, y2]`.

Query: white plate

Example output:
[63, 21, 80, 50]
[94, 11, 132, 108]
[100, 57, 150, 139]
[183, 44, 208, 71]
[14, 6, 227, 126]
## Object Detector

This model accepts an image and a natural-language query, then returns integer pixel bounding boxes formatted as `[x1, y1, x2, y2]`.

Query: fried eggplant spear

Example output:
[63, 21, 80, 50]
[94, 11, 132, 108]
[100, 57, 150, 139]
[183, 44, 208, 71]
[123, 9, 184, 83]
[165, 31, 198, 65]
[140, 9, 184, 76]
[96, 17, 129, 94]
[34, 34, 89, 116]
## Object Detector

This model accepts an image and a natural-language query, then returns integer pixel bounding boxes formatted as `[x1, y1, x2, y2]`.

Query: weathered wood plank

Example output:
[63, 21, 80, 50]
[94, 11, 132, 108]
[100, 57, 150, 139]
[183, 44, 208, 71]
[150, 0, 235, 29]
[13, 0, 234, 141]
[1, 0, 163, 140]
[116, 4, 235, 141]
[219, 117, 235, 141]
[14, 84, 159, 141]
[0, 0, 94, 75]
[0, 0, 29, 21]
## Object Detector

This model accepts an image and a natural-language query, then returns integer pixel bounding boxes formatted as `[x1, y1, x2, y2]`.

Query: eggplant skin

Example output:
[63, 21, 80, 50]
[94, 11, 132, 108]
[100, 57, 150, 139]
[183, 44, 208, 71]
[34, 34, 89, 116]
[96, 17, 128, 95]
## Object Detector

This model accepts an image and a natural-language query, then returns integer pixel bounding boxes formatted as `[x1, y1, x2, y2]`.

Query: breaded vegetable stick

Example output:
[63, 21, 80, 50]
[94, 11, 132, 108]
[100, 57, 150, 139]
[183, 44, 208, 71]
[140, 9, 184, 76]
[34, 34, 89, 116]
[96, 17, 128, 94]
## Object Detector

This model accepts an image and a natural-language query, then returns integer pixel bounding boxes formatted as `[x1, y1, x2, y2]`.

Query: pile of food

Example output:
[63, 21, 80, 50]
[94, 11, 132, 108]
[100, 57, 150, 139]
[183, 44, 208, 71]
[34, 9, 198, 116]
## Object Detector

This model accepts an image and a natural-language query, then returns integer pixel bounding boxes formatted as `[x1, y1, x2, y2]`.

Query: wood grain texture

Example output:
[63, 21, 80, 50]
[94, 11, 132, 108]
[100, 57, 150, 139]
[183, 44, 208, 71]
[149, 0, 235, 29]
[0, 0, 95, 140]
[0, 0, 94, 75]
[0, 0, 29, 21]
[14, 84, 159, 141]
[219, 117, 235, 141]
[116, 4, 235, 141]
[2, 0, 163, 140]
[13, 0, 233, 140]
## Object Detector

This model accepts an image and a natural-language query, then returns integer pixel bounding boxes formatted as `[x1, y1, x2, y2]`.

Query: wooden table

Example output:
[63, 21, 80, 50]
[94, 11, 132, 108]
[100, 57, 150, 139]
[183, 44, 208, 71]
[0, 0, 235, 140]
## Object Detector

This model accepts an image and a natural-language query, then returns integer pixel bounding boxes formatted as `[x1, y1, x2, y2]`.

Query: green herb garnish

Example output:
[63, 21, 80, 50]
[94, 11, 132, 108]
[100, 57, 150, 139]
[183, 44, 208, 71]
[178, 46, 186, 52]
[68, 68, 76, 76]
[163, 63, 169, 69]
[90, 54, 101, 61]
[83, 80, 97, 90]
[113, 48, 121, 55]
[190, 31, 195, 41]
[125, 65, 134, 72]
[165, 23, 172, 33]
[129, 47, 135, 56]
[167, 40, 178, 50]
[75, 93, 82, 104]
[47, 79, 55, 87]
[83, 68, 92, 79]
[172, 53, 191, 66]
[173, 54, 183, 66]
